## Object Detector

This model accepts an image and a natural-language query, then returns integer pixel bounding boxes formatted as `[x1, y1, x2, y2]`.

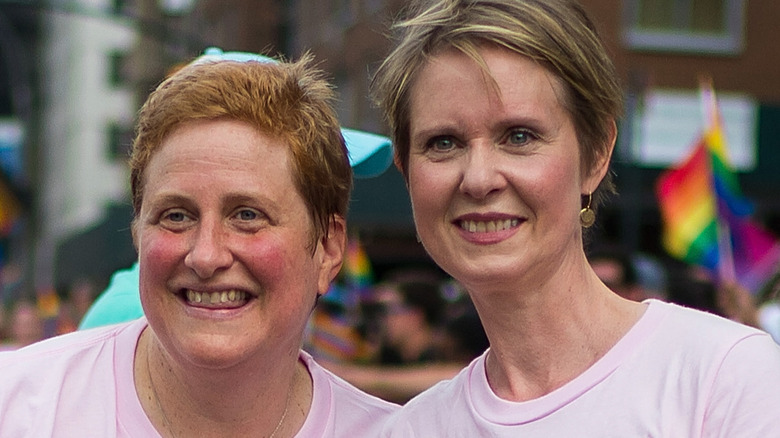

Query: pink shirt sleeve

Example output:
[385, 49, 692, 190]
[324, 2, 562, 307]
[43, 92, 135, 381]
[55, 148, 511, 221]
[701, 332, 780, 437]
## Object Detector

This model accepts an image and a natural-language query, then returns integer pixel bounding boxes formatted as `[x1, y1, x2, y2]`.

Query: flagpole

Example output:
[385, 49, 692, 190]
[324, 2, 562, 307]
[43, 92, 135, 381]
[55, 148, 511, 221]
[716, 217, 737, 284]
[698, 75, 738, 287]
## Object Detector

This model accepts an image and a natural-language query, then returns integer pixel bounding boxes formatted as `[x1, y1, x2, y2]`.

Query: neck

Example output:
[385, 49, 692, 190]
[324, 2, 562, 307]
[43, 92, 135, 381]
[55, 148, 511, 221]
[471, 264, 645, 401]
[136, 328, 310, 437]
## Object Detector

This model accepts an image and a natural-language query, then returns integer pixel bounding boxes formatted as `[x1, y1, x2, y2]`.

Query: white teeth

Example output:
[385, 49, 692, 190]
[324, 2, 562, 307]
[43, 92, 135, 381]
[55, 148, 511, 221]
[460, 219, 518, 233]
[185, 290, 247, 305]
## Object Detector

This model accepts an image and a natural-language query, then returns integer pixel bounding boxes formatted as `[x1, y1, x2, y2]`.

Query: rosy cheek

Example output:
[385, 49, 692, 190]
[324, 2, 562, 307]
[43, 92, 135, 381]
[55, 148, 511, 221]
[137, 230, 186, 293]
[238, 235, 291, 285]
[141, 228, 185, 260]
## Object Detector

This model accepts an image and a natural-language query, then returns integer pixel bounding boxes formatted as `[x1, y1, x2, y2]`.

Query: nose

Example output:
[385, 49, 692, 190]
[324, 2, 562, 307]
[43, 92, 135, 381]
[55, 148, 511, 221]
[458, 143, 507, 200]
[184, 219, 233, 278]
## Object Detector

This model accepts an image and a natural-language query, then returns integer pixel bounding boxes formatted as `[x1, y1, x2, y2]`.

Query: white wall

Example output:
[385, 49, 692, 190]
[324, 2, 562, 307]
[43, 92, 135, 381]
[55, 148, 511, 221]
[36, 1, 136, 287]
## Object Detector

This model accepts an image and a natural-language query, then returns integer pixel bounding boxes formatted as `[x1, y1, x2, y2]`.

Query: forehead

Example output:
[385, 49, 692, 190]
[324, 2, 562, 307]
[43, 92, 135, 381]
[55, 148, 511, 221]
[165, 118, 280, 154]
[418, 46, 563, 101]
[408, 46, 571, 133]
[144, 119, 295, 192]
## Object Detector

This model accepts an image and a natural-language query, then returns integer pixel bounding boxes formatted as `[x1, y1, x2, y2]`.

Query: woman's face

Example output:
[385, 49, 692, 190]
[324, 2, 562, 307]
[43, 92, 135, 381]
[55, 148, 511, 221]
[407, 46, 608, 291]
[135, 119, 344, 369]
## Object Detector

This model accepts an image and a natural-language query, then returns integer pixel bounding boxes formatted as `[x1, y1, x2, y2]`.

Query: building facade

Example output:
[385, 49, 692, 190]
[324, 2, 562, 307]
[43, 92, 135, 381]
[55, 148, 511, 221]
[1, 0, 777, 296]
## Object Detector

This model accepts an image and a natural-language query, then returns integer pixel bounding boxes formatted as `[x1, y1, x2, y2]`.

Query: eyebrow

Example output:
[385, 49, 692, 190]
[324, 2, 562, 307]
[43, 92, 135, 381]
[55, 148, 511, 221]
[145, 193, 192, 210]
[145, 192, 270, 212]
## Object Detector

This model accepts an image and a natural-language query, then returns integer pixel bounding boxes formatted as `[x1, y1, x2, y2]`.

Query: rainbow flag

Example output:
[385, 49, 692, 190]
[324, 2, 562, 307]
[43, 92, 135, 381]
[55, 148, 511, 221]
[656, 79, 780, 294]
[306, 307, 373, 363]
[343, 236, 374, 291]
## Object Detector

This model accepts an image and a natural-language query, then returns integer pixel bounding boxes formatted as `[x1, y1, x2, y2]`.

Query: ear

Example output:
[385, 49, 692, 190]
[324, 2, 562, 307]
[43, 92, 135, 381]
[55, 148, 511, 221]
[130, 219, 140, 252]
[315, 214, 346, 296]
[393, 152, 409, 185]
[583, 119, 617, 193]
[393, 153, 403, 172]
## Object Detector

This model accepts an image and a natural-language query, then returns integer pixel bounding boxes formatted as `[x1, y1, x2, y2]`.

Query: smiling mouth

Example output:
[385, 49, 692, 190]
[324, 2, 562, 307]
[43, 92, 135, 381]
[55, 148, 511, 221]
[458, 218, 519, 233]
[182, 289, 251, 309]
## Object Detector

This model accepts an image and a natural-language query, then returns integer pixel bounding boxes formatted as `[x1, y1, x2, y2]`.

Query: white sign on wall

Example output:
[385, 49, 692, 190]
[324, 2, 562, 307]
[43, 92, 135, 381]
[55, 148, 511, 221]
[631, 88, 758, 170]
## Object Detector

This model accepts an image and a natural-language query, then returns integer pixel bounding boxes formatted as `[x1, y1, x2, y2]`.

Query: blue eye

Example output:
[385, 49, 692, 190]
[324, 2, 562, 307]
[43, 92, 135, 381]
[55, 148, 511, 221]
[237, 210, 258, 220]
[158, 209, 193, 231]
[166, 211, 186, 222]
[428, 136, 456, 152]
[508, 129, 532, 145]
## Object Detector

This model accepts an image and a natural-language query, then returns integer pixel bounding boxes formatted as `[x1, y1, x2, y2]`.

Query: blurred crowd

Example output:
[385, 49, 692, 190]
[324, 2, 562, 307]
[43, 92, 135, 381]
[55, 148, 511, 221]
[586, 242, 780, 344]
[0, 277, 96, 351]
[305, 264, 488, 403]
[1, 240, 779, 402]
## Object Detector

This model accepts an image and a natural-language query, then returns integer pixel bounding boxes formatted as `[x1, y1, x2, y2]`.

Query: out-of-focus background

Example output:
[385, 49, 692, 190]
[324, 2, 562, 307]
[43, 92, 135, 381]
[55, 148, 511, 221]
[0, 0, 779, 400]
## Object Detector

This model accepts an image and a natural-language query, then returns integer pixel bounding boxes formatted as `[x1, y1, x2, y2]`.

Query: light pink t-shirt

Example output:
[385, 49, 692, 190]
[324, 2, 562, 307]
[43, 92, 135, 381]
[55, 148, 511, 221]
[0, 318, 398, 437]
[383, 300, 780, 437]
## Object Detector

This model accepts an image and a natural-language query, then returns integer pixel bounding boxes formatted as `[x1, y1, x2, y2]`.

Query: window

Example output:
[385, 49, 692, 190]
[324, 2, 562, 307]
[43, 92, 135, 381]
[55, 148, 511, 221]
[107, 50, 130, 87]
[107, 122, 134, 160]
[623, 0, 745, 55]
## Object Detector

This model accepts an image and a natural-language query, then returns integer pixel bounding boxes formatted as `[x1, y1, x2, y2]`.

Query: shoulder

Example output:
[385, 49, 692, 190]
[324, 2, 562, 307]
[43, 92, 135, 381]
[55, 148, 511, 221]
[381, 357, 476, 437]
[642, 299, 780, 392]
[0, 319, 146, 434]
[298, 351, 399, 437]
[640, 299, 780, 376]
[646, 300, 780, 434]
[1, 319, 139, 365]
[647, 299, 770, 345]
[394, 354, 476, 416]
[0, 319, 145, 395]
[303, 351, 399, 413]
[404, 364, 471, 408]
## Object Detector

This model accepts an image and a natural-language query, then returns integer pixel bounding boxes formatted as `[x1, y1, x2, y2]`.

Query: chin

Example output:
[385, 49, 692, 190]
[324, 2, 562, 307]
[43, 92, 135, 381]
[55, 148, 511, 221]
[182, 338, 263, 370]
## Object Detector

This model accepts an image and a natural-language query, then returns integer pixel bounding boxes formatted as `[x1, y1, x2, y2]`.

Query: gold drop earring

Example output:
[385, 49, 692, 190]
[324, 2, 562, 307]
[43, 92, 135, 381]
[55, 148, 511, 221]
[579, 192, 596, 228]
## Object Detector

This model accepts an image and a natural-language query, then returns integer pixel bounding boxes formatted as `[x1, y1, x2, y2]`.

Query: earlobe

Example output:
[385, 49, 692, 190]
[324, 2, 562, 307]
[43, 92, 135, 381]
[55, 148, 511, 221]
[316, 215, 346, 296]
